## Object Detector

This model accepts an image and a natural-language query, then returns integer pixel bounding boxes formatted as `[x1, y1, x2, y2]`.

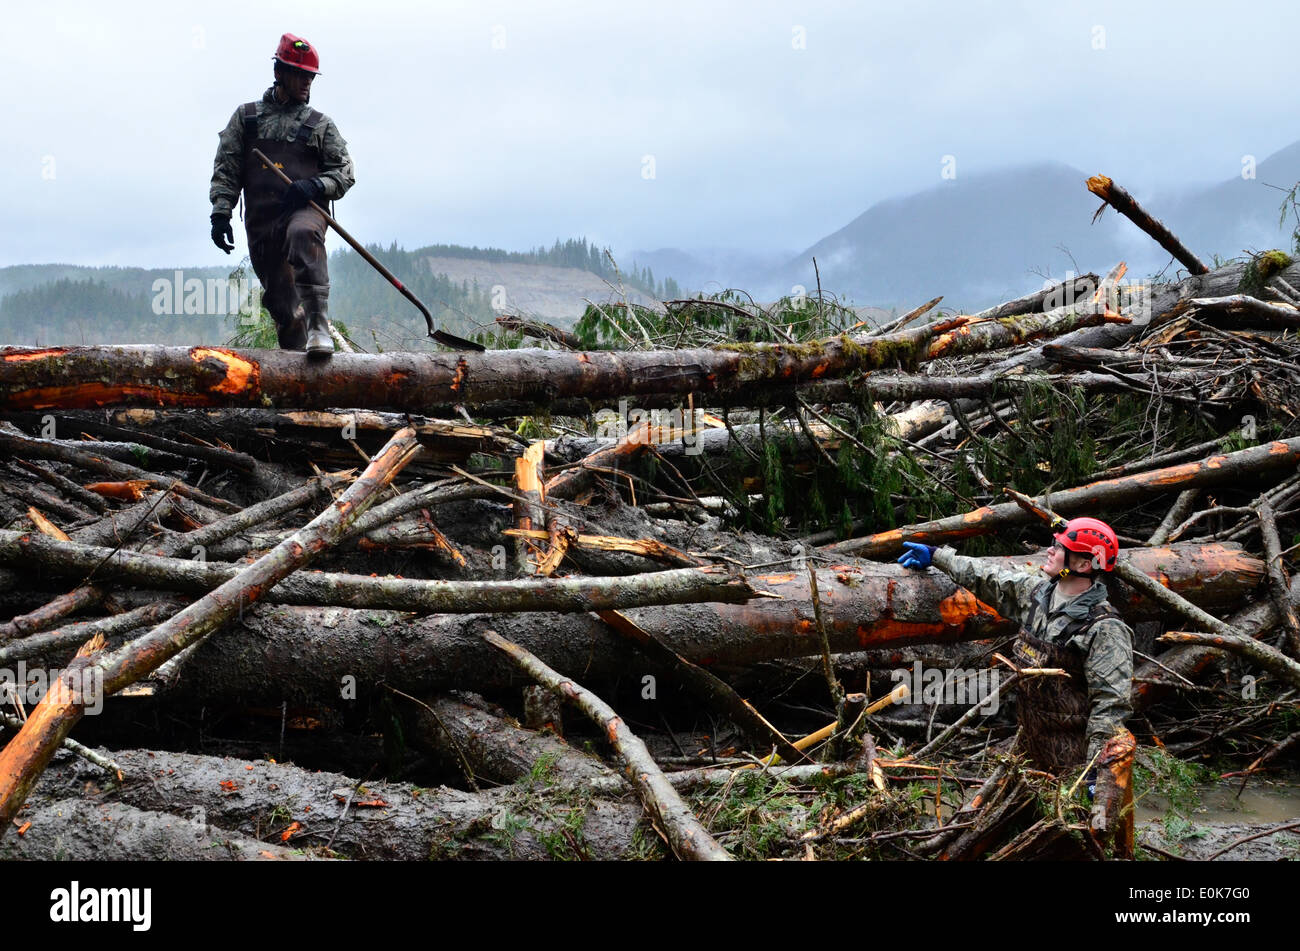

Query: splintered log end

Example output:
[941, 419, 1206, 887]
[1086, 174, 1113, 199]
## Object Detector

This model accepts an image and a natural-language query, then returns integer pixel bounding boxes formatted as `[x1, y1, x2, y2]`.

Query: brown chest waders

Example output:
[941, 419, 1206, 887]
[240, 102, 331, 352]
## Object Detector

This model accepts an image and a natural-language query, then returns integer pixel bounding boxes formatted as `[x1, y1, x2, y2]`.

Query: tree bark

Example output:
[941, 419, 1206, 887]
[0, 321, 960, 415]
[142, 543, 1261, 707]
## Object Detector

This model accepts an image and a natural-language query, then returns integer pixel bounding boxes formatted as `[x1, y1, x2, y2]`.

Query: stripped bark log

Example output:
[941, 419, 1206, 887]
[1173, 295, 1300, 329]
[478, 628, 731, 861]
[1156, 631, 1300, 690]
[969, 275, 1100, 321]
[825, 437, 1300, 558]
[1132, 576, 1300, 710]
[925, 303, 1127, 361]
[0, 427, 423, 836]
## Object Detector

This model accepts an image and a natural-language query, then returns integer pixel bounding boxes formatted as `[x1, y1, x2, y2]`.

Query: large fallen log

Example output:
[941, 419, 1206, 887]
[0, 321, 960, 416]
[25, 747, 643, 861]
[148, 544, 1260, 707]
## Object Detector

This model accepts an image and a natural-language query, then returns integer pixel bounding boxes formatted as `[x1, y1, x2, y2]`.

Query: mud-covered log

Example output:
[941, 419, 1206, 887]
[0, 321, 960, 415]
[1, 798, 309, 861]
[0, 427, 240, 513]
[26, 747, 643, 861]
[405, 693, 616, 787]
[826, 437, 1300, 558]
[596, 608, 804, 762]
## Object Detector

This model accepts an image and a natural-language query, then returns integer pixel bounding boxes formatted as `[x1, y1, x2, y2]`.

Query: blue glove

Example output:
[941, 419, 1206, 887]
[897, 542, 935, 570]
[1085, 768, 1097, 802]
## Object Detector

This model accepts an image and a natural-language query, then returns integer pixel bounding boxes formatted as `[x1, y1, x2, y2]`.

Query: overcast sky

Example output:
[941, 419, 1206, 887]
[3, 0, 1298, 269]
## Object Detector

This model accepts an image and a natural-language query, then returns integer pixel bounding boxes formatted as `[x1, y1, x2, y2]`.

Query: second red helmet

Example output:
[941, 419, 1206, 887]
[274, 33, 320, 74]
[1055, 517, 1119, 572]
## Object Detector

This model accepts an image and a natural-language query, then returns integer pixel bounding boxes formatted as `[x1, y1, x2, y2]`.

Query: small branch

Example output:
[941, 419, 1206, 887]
[478, 628, 731, 861]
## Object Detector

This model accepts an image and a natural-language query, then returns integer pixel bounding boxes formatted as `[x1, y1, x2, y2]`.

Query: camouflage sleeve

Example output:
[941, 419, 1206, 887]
[209, 107, 245, 217]
[316, 118, 355, 201]
[1082, 617, 1134, 763]
[930, 547, 1044, 627]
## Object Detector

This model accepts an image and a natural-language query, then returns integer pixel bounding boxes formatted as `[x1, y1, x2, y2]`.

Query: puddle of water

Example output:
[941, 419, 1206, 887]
[1136, 776, 1300, 825]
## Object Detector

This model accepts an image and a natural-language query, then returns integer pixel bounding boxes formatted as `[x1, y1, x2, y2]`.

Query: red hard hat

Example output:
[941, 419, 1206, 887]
[274, 33, 321, 74]
[1055, 517, 1119, 572]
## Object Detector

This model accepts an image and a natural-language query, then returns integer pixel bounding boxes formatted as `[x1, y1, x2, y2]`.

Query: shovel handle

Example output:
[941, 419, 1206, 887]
[249, 148, 484, 352]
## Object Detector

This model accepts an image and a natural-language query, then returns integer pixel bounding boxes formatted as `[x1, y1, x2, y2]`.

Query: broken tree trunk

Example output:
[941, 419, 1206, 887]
[0, 427, 422, 836]
[1086, 175, 1209, 276]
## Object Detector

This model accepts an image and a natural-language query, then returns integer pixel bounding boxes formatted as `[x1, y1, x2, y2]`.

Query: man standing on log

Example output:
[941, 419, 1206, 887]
[209, 33, 355, 357]
[898, 516, 1136, 856]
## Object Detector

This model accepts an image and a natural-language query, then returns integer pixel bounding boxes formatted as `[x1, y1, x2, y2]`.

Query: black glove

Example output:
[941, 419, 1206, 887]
[282, 177, 325, 210]
[210, 213, 234, 254]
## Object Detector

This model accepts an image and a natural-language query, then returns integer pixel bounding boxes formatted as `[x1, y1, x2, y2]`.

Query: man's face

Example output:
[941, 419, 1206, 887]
[276, 65, 315, 104]
[1043, 540, 1094, 579]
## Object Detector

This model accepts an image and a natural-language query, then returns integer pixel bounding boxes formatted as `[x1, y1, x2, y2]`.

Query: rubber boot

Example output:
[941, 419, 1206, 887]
[299, 284, 334, 358]
[275, 302, 308, 351]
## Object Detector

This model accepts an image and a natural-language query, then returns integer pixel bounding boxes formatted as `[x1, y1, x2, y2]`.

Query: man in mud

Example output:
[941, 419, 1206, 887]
[897, 516, 1136, 856]
[209, 33, 354, 357]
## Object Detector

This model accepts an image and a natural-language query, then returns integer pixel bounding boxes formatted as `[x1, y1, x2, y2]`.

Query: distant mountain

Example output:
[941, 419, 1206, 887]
[628, 147, 1300, 315]
[780, 161, 1143, 312]
[1159, 139, 1300, 265]
[775, 147, 1300, 312]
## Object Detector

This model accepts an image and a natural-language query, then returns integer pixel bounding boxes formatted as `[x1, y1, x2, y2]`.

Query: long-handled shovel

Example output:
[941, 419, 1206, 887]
[251, 147, 485, 352]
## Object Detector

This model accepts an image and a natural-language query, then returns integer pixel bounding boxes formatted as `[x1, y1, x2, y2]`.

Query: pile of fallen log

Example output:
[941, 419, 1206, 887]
[2, 175, 1299, 862]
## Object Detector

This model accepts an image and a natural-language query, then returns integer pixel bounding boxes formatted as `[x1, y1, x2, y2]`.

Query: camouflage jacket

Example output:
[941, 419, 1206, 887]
[931, 546, 1134, 763]
[209, 86, 355, 217]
